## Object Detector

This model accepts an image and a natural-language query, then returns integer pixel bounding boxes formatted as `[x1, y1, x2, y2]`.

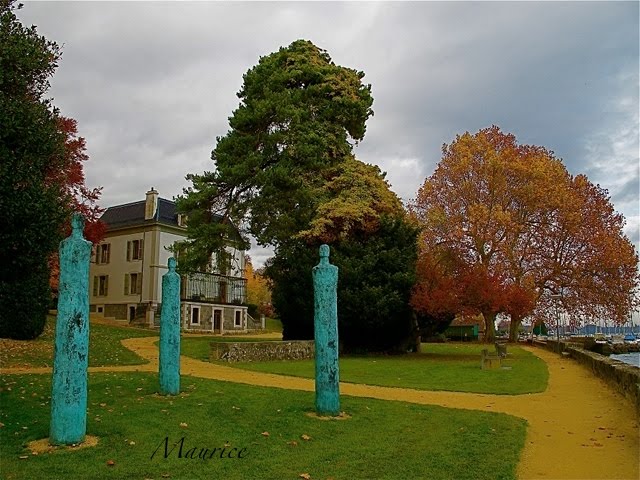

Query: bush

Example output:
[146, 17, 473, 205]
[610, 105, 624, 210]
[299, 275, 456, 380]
[246, 303, 259, 318]
[0, 260, 49, 339]
[266, 216, 418, 352]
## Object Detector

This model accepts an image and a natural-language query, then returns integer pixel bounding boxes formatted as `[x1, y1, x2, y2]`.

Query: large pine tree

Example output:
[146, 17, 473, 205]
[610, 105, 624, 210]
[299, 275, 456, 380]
[178, 40, 418, 351]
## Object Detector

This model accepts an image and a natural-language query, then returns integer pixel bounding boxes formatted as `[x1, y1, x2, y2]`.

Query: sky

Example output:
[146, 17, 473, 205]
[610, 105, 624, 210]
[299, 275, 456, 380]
[17, 1, 640, 268]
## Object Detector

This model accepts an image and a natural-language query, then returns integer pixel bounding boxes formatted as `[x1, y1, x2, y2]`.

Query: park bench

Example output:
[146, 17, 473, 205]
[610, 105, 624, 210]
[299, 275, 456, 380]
[481, 348, 502, 369]
[495, 342, 508, 358]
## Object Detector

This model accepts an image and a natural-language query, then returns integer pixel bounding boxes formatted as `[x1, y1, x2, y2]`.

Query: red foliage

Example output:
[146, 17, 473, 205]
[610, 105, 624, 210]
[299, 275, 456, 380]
[47, 116, 105, 293]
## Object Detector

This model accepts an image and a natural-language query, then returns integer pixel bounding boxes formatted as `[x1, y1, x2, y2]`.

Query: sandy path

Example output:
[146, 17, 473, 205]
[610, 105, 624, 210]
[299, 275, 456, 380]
[2, 336, 637, 479]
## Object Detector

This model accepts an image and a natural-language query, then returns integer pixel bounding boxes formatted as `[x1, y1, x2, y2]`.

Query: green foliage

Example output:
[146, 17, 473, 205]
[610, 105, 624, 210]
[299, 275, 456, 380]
[175, 39, 374, 272]
[266, 216, 419, 352]
[178, 39, 417, 351]
[0, 1, 68, 339]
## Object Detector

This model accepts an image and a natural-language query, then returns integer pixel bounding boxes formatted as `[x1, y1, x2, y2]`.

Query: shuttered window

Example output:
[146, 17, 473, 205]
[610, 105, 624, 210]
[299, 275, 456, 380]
[96, 244, 110, 264]
[124, 273, 142, 295]
[127, 239, 143, 261]
[94, 275, 109, 296]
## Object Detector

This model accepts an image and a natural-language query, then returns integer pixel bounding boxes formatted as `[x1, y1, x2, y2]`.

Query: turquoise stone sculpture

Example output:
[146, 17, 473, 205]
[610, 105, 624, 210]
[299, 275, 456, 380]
[159, 257, 181, 395]
[312, 244, 340, 415]
[50, 213, 92, 445]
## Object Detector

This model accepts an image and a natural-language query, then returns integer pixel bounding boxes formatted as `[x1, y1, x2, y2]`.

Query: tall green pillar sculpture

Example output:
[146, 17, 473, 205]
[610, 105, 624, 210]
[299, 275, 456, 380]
[313, 244, 340, 416]
[50, 213, 92, 445]
[159, 257, 181, 395]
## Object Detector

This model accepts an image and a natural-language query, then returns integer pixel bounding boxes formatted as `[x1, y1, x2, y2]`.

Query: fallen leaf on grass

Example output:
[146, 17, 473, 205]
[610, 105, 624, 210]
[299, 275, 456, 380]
[287, 441, 298, 446]
[106, 460, 115, 466]
[19, 455, 28, 460]
[301, 434, 311, 441]
[179, 423, 188, 428]
[299, 474, 311, 480]
[261, 431, 270, 437]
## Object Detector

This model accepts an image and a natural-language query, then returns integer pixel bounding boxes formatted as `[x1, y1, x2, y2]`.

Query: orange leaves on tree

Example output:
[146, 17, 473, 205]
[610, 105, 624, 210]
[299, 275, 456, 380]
[244, 255, 273, 316]
[411, 126, 639, 342]
[47, 116, 104, 294]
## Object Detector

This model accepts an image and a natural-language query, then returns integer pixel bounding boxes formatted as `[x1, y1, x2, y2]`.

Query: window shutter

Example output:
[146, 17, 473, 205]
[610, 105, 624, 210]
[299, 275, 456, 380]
[124, 274, 130, 295]
[136, 273, 142, 294]
[104, 276, 109, 296]
[93, 276, 98, 296]
[105, 244, 110, 264]
[138, 240, 143, 260]
[126, 241, 131, 261]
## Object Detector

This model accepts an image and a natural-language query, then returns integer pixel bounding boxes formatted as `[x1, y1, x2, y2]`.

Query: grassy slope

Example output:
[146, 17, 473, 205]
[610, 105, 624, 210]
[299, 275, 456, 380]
[0, 372, 526, 480]
[213, 343, 549, 395]
[0, 316, 156, 368]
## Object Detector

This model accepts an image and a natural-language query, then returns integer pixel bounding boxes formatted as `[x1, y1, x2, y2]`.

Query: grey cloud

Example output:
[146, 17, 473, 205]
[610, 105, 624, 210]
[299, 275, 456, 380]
[16, 1, 639, 265]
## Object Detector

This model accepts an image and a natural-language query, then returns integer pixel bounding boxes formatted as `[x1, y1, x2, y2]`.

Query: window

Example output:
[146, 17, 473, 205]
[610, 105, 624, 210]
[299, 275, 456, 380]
[96, 243, 110, 264]
[177, 214, 188, 227]
[93, 275, 109, 296]
[191, 306, 200, 325]
[234, 310, 242, 328]
[124, 273, 142, 295]
[127, 239, 143, 261]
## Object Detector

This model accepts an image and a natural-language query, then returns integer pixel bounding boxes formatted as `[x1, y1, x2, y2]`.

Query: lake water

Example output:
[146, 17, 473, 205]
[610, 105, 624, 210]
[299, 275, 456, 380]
[610, 352, 640, 368]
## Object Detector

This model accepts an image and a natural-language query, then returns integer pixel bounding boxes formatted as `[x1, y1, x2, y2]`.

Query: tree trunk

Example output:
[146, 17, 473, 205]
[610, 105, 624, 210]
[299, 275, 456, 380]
[509, 314, 521, 343]
[482, 312, 496, 343]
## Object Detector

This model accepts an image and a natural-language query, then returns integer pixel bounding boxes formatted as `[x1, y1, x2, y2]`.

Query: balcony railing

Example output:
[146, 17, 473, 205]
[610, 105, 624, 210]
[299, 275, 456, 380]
[180, 272, 247, 304]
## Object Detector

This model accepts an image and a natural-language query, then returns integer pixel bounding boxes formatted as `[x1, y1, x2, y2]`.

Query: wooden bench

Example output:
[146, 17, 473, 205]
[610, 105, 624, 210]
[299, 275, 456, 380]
[481, 348, 502, 369]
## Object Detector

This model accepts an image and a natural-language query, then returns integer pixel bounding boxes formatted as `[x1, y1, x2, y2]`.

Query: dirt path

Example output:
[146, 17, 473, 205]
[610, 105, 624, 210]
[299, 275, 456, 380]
[2, 337, 638, 479]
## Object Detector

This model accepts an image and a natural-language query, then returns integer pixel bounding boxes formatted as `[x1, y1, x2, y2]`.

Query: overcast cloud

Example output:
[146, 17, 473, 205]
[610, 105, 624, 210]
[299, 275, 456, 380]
[17, 1, 639, 267]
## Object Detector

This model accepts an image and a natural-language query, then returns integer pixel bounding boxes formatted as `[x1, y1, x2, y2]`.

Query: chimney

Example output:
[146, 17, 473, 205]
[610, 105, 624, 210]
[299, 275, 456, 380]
[145, 187, 158, 220]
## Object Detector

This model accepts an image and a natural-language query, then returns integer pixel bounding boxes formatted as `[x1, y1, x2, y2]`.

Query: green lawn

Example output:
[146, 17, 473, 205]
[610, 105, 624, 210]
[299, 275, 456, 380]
[0, 316, 156, 369]
[180, 336, 282, 362]
[213, 343, 548, 395]
[0, 372, 527, 480]
[265, 317, 283, 332]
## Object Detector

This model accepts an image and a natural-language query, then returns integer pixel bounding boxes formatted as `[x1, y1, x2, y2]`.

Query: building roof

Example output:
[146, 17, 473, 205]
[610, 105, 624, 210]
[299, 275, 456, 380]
[100, 197, 180, 230]
[99, 195, 240, 242]
[450, 314, 484, 328]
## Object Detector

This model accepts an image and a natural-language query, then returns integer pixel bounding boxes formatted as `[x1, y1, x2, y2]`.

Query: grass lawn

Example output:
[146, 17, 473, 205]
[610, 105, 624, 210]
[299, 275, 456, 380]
[180, 336, 281, 362]
[265, 317, 283, 332]
[0, 372, 527, 480]
[213, 343, 548, 395]
[0, 316, 156, 369]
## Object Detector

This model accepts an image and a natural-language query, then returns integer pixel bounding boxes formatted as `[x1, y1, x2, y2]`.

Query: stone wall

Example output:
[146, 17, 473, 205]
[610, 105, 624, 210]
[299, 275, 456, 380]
[104, 303, 127, 320]
[210, 340, 314, 362]
[565, 346, 639, 414]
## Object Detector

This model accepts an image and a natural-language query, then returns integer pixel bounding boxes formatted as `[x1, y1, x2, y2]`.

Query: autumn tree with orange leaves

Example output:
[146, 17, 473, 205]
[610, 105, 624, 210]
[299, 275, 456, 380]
[411, 126, 638, 343]
[244, 255, 272, 317]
